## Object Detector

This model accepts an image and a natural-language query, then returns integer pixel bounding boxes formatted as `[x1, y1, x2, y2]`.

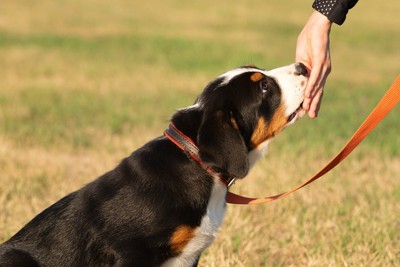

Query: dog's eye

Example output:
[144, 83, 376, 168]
[260, 81, 269, 93]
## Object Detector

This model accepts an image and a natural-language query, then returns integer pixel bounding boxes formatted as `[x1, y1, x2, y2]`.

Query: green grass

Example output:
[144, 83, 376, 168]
[0, 86, 194, 147]
[0, 0, 399, 266]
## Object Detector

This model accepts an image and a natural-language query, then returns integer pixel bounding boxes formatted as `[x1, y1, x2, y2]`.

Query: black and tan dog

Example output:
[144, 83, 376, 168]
[0, 63, 308, 267]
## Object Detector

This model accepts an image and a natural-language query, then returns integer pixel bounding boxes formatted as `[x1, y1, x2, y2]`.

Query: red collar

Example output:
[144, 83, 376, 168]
[164, 123, 236, 187]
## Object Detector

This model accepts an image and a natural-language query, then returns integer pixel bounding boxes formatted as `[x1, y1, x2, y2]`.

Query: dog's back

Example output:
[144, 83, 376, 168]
[0, 137, 217, 266]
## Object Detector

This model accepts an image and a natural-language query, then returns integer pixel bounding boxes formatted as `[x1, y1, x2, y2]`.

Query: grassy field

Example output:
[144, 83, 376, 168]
[1, 0, 399, 266]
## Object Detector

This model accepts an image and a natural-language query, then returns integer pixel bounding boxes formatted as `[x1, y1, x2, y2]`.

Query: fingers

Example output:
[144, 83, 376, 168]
[305, 64, 322, 99]
[303, 58, 331, 118]
[302, 64, 321, 113]
[306, 74, 329, 118]
[307, 87, 324, 118]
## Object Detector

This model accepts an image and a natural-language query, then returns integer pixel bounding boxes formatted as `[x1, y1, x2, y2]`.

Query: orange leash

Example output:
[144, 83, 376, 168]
[227, 76, 400, 205]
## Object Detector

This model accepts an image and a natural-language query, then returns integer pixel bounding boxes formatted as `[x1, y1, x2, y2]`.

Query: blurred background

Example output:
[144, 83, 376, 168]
[0, 0, 399, 265]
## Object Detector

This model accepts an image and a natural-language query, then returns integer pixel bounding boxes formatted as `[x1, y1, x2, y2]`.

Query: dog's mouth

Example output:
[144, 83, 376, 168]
[287, 102, 304, 122]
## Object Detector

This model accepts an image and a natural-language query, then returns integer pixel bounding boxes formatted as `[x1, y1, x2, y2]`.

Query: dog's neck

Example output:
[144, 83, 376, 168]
[170, 105, 204, 145]
[164, 122, 237, 187]
[169, 105, 269, 178]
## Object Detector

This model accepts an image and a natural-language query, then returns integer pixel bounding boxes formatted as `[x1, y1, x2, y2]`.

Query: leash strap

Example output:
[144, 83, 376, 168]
[227, 76, 400, 204]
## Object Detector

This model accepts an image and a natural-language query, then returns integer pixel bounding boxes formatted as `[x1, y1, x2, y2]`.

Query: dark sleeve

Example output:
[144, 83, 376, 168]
[312, 0, 359, 25]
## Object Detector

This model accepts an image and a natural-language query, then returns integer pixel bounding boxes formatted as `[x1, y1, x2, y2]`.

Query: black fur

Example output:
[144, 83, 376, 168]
[0, 67, 282, 266]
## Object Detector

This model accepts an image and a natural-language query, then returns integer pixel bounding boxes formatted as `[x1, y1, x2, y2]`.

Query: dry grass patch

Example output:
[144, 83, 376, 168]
[201, 152, 400, 266]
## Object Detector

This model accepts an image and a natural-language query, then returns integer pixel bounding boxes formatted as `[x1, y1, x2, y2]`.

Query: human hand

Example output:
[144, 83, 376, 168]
[296, 11, 333, 118]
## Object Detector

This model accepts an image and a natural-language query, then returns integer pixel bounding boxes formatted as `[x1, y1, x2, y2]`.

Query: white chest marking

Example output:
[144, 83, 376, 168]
[161, 180, 227, 267]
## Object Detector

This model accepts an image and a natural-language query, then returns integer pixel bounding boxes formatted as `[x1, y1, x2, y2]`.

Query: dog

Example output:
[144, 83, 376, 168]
[0, 63, 308, 267]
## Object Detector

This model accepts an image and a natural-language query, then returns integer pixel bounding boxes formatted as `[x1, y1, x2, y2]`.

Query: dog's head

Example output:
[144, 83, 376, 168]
[190, 63, 308, 179]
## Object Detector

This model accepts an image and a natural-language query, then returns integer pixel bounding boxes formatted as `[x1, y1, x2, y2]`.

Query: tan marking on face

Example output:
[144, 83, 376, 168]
[250, 72, 264, 82]
[251, 103, 288, 148]
[170, 225, 196, 254]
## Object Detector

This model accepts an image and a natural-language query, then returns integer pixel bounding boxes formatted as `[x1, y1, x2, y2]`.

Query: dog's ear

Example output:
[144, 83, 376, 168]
[197, 110, 249, 178]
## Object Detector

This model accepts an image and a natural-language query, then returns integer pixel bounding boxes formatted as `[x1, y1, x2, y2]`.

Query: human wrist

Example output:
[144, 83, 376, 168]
[310, 10, 333, 31]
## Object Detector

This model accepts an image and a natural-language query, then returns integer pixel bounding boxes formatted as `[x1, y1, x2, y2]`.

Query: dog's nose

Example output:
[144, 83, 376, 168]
[294, 62, 308, 76]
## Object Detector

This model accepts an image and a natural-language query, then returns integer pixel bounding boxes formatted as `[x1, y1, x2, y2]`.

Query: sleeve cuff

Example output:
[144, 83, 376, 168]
[312, 0, 357, 26]
[326, 2, 348, 25]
